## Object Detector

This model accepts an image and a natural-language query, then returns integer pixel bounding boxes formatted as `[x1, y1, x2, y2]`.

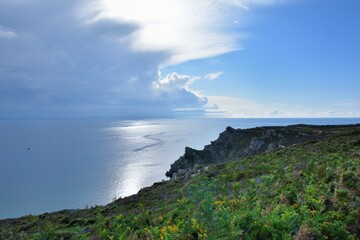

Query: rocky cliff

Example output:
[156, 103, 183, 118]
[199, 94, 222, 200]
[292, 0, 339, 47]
[166, 124, 353, 179]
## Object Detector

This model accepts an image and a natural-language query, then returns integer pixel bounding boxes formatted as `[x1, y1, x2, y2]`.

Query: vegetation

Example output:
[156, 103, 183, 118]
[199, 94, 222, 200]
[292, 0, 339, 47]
[1, 126, 360, 239]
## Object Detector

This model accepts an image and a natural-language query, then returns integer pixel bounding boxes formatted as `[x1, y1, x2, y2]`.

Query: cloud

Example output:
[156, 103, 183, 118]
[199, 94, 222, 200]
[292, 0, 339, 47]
[333, 99, 360, 107]
[205, 96, 360, 118]
[206, 96, 268, 117]
[0, 25, 17, 38]
[0, 1, 166, 117]
[152, 71, 225, 110]
[153, 72, 201, 92]
[0, 0, 286, 118]
[152, 73, 207, 113]
[97, 0, 280, 65]
[204, 71, 224, 81]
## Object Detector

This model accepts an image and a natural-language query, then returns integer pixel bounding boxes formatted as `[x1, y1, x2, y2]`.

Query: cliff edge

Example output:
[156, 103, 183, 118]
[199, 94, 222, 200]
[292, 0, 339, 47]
[166, 124, 356, 179]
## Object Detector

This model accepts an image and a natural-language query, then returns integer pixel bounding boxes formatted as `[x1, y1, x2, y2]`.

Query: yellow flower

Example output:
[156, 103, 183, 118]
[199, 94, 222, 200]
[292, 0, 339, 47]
[169, 225, 179, 233]
[160, 224, 180, 239]
[156, 215, 163, 222]
[214, 200, 225, 206]
[229, 199, 237, 205]
[191, 219, 206, 238]
[310, 210, 317, 216]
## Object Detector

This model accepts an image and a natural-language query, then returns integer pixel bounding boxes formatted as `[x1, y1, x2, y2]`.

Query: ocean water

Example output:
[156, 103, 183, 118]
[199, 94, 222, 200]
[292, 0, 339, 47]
[0, 118, 359, 219]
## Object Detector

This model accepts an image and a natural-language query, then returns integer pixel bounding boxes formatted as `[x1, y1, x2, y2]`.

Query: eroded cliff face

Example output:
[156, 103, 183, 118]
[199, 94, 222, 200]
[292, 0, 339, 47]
[166, 124, 340, 179]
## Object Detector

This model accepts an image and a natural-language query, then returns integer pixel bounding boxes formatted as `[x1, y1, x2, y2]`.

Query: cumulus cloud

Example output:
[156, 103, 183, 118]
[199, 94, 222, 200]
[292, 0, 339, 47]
[153, 73, 200, 92]
[152, 73, 207, 113]
[0, 0, 285, 118]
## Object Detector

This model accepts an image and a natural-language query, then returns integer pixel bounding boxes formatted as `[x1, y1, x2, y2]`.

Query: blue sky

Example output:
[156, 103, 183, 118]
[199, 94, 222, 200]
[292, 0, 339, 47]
[0, 0, 359, 118]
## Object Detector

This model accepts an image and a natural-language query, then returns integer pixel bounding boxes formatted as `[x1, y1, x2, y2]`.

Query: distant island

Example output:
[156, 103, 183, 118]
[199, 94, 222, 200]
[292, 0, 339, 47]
[1, 124, 359, 239]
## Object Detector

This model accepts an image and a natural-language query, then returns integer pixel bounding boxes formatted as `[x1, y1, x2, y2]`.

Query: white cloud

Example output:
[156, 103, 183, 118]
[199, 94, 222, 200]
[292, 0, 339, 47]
[154, 73, 197, 92]
[153, 71, 224, 95]
[97, 0, 280, 65]
[204, 71, 224, 81]
[152, 72, 207, 112]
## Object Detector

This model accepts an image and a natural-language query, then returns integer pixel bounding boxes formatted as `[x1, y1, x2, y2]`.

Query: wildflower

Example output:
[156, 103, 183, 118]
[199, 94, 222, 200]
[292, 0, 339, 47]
[214, 200, 225, 206]
[160, 224, 180, 239]
[310, 210, 317, 216]
[157, 215, 163, 222]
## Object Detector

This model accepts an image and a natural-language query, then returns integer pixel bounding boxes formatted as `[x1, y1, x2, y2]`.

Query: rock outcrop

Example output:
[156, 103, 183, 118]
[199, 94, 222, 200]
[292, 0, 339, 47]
[166, 124, 341, 179]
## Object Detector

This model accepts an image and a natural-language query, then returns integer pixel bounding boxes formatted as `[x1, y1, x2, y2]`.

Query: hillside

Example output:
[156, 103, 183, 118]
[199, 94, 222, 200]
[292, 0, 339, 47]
[1, 124, 360, 239]
[166, 124, 346, 179]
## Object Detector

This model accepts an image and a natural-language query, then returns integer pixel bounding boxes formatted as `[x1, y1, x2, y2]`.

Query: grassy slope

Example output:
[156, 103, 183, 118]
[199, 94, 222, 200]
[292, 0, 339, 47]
[1, 126, 360, 239]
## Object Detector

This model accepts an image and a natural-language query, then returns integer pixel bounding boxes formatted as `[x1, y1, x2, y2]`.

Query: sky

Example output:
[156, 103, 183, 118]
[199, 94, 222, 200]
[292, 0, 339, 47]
[0, 0, 359, 118]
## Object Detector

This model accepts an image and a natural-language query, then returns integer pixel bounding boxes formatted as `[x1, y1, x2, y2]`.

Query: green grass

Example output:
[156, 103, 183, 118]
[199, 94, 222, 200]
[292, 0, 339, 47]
[1, 129, 359, 239]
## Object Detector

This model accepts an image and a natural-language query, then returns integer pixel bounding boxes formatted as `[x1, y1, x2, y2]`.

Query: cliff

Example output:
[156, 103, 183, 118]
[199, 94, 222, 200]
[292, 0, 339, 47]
[166, 124, 349, 179]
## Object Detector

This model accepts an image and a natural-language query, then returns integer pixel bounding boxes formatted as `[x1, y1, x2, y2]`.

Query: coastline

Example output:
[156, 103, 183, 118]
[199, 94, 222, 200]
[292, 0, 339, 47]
[1, 118, 359, 220]
[1, 121, 360, 221]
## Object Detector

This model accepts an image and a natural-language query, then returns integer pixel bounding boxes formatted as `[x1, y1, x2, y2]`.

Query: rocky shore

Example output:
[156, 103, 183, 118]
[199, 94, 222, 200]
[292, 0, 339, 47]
[166, 124, 354, 179]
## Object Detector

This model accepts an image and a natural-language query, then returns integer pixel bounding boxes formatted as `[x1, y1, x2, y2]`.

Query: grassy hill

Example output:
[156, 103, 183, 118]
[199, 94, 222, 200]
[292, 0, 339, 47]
[1, 125, 359, 239]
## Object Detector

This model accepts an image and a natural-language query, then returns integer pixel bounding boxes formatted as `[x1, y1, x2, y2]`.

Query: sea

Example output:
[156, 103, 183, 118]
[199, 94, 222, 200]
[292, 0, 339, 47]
[0, 118, 359, 219]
